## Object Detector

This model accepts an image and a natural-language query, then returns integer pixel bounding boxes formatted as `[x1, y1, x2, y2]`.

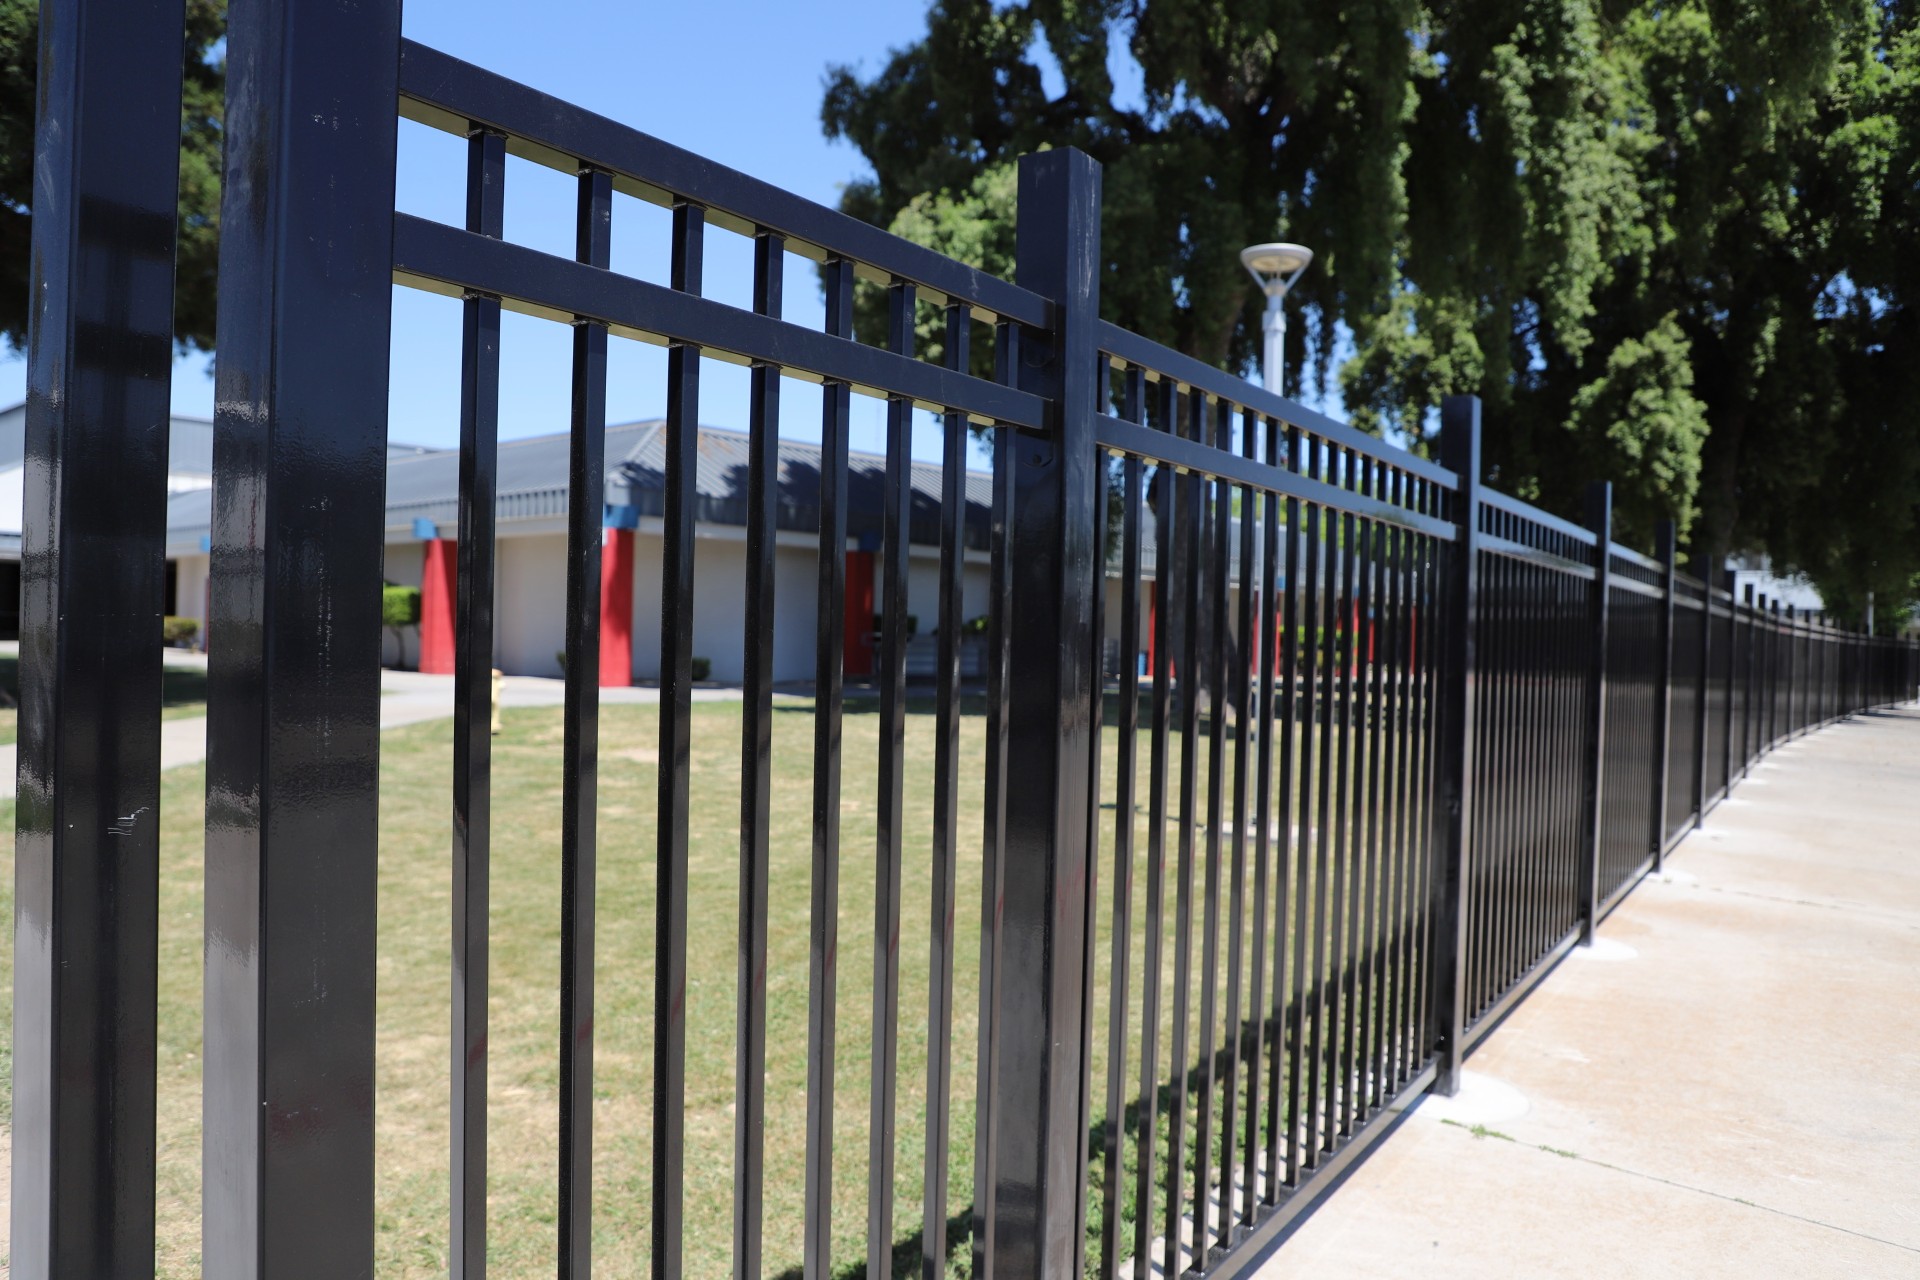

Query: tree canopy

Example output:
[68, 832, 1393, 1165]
[0, 0, 223, 352]
[823, 0, 1920, 627]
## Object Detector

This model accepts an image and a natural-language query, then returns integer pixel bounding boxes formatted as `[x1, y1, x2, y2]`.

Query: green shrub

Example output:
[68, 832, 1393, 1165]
[161, 615, 199, 647]
[382, 584, 422, 629]
[383, 584, 422, 668]
[690, 656, 712, 682]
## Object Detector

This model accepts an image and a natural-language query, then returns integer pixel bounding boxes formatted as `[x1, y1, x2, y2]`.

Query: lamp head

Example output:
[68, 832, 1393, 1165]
[1240, 242, 1314, 296]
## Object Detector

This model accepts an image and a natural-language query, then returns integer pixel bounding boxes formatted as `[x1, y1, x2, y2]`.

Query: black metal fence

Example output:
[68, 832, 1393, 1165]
[14, 1, 1920, 1277]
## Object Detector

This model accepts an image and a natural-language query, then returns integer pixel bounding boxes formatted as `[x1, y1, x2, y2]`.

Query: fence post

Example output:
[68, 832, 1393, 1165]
[1576, 483, 1612, 942]
[1786, 604, 1798, 738]
[1816, 614, 1826, 724]
[1431, 395, 1481, 1097]
[11, 0, 183, 1271]
[1690, 555, 1712, 827]
[1650, 521, 1678, 872]
[202, 0, 401, 1273]
[1721, 570, 1738, 795]
[990, 146, 1103, 1279]
[1770, 599, 1783, 745]
[1741, 584, 1756, 777]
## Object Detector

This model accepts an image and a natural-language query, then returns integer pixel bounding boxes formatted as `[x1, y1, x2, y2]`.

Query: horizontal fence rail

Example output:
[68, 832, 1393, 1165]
[14, 2, 1920, 1277]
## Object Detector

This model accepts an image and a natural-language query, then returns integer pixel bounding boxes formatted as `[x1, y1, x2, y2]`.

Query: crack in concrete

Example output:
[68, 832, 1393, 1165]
[1437, 1118, 1920, 1258]
[1684, 880, 1920, 928]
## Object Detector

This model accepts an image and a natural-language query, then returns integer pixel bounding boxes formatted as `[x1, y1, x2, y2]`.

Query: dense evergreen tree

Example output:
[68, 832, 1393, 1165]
[824, 0, 1920, 625]
[0, 0, 223, 351]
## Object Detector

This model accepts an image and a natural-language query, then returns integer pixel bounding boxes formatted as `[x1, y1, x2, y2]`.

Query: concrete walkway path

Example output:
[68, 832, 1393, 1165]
[1261, 705, 1920, 1279]
[0, 665, 749, 800]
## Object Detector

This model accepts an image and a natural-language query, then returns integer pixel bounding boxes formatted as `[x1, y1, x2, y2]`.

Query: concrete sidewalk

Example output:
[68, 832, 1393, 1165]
[1262, 706, 1920, 1278]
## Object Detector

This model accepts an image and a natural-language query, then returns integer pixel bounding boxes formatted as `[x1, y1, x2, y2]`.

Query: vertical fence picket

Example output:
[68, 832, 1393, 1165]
[651, 195, 704, 1280]
[1578, 484, 1611, 943]
[1195, 395, 1228, 1260]
[1650, 523, 1676, 873]
[1168, 389, 1202, 1266]
[1135, 377, 1177, 1275]
[560, 166, 613, 1280]
[1250, 413, 1282, 1206]
[868, 278, 915, 1280]
[1306, 438, 1334, 1159]
[805, 258, 854, 1280]
[924, 303, 970, 1280]
[1220, 407, 1256, 1239]
[1329, 450, 1356, 1145]
[1278, 424, 1308, 1190]
[734, 227, 784, 1280]
[451, 126, 506, 1280]
[1100, 368, 1145, 1280]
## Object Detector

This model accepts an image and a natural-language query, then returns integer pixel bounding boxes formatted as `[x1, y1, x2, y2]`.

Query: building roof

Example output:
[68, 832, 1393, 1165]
[164, 419, 995, 556]
[0, 403, 430, 479]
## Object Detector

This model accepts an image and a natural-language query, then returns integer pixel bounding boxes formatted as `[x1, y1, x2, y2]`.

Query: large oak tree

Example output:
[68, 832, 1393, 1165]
[0, 0, 223, 352]
[823, 0, 1920, 626]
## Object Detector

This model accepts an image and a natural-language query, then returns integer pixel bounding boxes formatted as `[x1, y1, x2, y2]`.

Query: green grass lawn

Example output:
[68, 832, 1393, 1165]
[0, 654, 209, 745]
[0, 688, 1421, 1278]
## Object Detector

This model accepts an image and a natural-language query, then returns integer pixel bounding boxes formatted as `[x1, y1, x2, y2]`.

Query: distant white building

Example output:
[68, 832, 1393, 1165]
[162, 416, 1002, 685]
[1726, 553, 1825, 614]
[0, 403, 220, 638]
[0, 404, 1200, 683]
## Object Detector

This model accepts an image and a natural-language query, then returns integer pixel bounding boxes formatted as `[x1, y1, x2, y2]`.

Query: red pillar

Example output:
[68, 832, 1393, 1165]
[1250, 588, 1260, 674]
[845, 550, 875, 678]
[1147, 581, 1157, 674]
[600, 526, 635, 687]
[419, 537, 457, 674]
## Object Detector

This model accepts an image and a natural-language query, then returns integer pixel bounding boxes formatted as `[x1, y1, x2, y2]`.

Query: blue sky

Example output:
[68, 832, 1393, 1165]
[0, 1, 1297, 468]
[0, 1, 958, 462]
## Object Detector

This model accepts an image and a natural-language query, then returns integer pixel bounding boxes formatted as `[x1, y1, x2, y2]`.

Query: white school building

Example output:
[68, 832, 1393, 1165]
[0, 403, 1249, 684]
[161, 413, 1000, 685]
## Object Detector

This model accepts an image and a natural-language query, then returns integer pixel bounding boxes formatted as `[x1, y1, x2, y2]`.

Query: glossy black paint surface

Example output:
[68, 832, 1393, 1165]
[1433, 398, 1482, 1096]
[14, 0, 181, 1272]
[1651, 523, 1678, 874]
[923, 303, 970, 1280]
[452, 127, 505, 1280]
[201, 0, 400, 1274]
[734, 227, 784, 1280]
[651, 198, 703, 1280]
[991, 148, 1104, 1280]
[804, 257, 854, 1280]
[558, 165, 611, 1280]
[21, 24, 1920, 1280]
[1579, 483, 1612, 941]
[869, 277, 915, 1280]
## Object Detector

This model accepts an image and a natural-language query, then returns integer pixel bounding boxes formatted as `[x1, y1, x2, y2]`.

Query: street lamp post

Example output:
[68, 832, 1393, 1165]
[1240, 242, 1314, 395]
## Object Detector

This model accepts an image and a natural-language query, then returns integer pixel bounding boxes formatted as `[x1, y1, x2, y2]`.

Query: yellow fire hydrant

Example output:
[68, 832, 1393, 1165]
[492, 667, 503, 735]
